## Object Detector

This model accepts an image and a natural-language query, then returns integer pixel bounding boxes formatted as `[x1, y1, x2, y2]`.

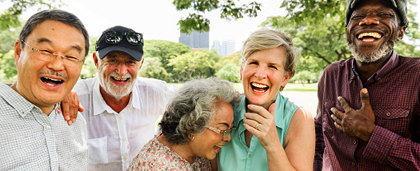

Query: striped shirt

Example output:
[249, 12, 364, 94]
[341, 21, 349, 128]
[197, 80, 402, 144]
[314, 52, 420, 170]
[0, 83, 88, 171]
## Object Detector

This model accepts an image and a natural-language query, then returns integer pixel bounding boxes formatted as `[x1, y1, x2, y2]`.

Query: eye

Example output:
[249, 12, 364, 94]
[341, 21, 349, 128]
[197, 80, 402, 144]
[351, 15, 364, 20]
[108, 59, 118, 64]
[65, 55, 80, 61]
[126, 60, 137, 66]
[269, 65, 278, 70]
[39, 50, 54, 56]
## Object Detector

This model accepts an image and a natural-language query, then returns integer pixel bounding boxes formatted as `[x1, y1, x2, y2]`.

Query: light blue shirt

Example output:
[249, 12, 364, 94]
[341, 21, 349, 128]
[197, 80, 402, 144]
[0, 82, 88, 171]
[217, 92, 299, 171]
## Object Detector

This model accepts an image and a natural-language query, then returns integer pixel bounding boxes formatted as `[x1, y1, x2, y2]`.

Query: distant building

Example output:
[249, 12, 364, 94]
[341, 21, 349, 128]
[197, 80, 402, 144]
[179, 30, 209, 50]
[211, 40, 236, 57]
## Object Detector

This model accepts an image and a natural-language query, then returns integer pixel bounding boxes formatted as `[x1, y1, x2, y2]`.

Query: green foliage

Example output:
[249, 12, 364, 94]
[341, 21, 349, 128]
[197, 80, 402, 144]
[79, 36, 99, 79]
[215, 51, 242, 82]
[0, 27, 20, 53]
[0, 0, 64, 30]
[138, 57, 168, 80]
[172, 0, 261, 33]
[0, 50, 17, 81]
[168, 50, 220, 82]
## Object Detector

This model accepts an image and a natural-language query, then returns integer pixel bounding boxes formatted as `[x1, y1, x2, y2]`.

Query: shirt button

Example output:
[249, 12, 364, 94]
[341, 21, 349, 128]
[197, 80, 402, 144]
[124, 157, 127, 160]
[45, 126, 51, 130]
[123, 139, 126, 142]
[353, 140, 357, 145]
[386, 112, 391, 117]
[352, 162, 356, 166]
[119, 116, 122, 120]
[248, 154, 252, 157]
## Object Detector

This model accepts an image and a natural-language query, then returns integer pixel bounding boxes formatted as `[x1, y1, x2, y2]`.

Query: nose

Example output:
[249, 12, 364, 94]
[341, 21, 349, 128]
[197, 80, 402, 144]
[254, 66, 267, 79]
[359, 14, 380, 26]
[115, 62, 129, 76]
[46, 55, 66, 71]
[223, 133, 232, 142]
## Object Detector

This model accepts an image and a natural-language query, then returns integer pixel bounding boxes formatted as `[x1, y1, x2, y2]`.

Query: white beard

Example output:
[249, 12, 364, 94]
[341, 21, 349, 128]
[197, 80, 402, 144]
[98, 67, 136, 100]
[348, 40, 394, 64]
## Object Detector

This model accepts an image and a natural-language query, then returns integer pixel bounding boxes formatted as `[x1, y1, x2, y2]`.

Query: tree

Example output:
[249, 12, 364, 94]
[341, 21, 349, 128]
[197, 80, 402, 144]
[168, 50, 220, 82]
[172, 0, 261, 34]
[0, 0, 63, 30]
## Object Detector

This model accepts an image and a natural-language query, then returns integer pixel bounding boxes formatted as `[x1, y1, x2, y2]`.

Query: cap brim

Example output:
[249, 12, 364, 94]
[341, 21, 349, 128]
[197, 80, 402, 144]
[98, 46, 143, 61]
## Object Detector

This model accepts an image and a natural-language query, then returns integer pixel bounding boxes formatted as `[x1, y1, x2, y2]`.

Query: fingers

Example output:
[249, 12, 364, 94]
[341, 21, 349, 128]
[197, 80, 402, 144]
[330, 110, 343, 132]
[360, 88, 371, 108]
[247, 104, 276, 119]
[337, 96, 352, 113]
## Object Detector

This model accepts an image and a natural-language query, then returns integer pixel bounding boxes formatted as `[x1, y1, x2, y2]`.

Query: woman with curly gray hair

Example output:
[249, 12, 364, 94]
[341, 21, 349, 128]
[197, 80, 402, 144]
[128, 77, 240, 170]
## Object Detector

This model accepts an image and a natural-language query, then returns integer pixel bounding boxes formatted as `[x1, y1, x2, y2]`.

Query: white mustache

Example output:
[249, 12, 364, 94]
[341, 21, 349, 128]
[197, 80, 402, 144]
[109, 72, 132, 80]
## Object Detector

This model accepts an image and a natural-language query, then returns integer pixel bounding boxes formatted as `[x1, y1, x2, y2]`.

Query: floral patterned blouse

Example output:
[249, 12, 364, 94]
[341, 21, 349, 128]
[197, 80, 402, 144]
[128, 136, 212, 171]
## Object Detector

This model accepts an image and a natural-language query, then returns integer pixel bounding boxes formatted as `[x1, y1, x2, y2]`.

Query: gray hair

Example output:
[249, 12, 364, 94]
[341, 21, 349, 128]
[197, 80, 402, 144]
[159, 77, 241, 145]
[19, 9, 90, 57]
[241, 29, 299, 85]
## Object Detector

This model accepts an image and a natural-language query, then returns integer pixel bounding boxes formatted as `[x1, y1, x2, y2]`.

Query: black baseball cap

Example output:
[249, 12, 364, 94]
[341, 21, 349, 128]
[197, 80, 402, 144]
[345, 0, 408, 27]
[96, 26, 143, 61]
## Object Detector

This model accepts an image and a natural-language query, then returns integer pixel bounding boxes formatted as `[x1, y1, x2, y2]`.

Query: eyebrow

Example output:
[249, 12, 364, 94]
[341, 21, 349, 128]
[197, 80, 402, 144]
[36, 38, 83, 53]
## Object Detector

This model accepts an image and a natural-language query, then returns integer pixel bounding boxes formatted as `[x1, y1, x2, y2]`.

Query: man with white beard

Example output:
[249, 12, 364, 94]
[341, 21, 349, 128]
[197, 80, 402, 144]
[72, 26, 176, 171]
[314, 0, 420, 170]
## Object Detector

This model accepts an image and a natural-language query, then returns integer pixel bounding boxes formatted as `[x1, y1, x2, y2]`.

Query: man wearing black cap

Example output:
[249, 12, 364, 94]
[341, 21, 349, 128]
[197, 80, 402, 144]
[315, 0, 420, 170]
[72, 26, 176, 171]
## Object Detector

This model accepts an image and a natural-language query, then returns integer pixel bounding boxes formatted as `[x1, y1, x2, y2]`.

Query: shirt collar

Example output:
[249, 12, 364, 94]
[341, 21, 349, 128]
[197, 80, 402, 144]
[92, 78, 139, 115]
[0, 82, 59, 117]
[350, 51, 399, 82]
[233, 92, 285, 129]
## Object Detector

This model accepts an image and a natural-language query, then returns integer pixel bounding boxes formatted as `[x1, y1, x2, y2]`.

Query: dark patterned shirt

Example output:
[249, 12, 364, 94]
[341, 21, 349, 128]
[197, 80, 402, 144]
[314, 52, 420, 170]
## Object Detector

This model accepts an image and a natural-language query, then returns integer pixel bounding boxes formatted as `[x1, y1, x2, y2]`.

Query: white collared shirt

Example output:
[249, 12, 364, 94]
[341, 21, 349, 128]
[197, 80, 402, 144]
[73, 77, 176, 171]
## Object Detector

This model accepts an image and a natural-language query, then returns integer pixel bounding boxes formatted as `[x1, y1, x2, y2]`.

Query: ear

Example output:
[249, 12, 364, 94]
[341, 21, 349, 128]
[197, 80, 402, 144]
[93, 52, 99, 68]
[14, 40, 22, 66]
[281, 72, 291, 88]
[397, 26, 406, 41]
[239, 62, 244, 80]
[138, 58, 144, 70]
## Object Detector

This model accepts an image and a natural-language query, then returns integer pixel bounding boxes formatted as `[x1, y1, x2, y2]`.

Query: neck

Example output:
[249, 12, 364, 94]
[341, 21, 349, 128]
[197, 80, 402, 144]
[10, 82, 55, 115]
[99, 86, 131, 113]
[158, 135, 196, 163]
[355, 53, 391, 84]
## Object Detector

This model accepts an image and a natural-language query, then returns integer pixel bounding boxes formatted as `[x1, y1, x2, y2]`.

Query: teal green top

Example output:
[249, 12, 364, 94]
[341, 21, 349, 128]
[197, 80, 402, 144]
[217, 92, 299, 171]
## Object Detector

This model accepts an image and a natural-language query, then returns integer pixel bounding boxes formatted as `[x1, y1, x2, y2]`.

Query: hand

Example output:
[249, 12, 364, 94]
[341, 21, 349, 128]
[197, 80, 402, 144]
[59, 91, 84, 126]
[330, 88, 376, 141]
[243, 103, 280, 148]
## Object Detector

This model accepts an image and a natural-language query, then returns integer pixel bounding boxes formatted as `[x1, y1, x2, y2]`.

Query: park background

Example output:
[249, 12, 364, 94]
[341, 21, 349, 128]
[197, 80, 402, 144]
[1, 0, 420, 116]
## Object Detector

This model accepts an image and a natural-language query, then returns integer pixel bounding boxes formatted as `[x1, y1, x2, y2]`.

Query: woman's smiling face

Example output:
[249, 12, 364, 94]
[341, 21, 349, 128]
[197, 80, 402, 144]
[240, 47, 290, 109]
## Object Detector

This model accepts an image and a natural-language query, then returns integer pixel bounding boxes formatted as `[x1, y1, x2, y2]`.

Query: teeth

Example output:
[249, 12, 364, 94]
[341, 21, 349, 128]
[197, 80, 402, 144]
[112, 76, 129, 81]
[45, 82, 55, 86]
[251, 83, 267, 88]
[358, 32, 382, 39]
[44, 77, 62, 82]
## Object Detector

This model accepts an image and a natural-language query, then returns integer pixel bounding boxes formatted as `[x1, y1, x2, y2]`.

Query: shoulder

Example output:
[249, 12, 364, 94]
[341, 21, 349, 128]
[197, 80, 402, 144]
[73, 77, 97, 94]
[323, 58, 353, 74]
[286, 107, 315, 142]
[134, 78, 178, 97]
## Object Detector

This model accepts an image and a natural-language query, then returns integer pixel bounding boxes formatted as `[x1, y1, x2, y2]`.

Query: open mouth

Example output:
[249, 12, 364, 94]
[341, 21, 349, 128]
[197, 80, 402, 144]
[111, 76, 130, 82]
[213, 145, 223, 153]
[41, 77, 63, 86]
[251, 82, 269, 93]
[357, 32, 382, 42]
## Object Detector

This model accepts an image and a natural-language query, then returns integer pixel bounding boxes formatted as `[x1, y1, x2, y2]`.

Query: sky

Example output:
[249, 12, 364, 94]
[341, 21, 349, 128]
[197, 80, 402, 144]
[15, 0, 286, 51]
[2, 0, 419, 50]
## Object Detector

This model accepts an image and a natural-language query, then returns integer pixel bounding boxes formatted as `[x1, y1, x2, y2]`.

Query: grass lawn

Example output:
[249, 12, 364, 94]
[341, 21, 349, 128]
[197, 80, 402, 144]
[171, 82, 317, 92]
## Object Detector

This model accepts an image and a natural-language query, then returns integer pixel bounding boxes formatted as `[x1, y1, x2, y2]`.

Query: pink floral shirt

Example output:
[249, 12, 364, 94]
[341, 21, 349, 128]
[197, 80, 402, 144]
[128, 136, 212, 171]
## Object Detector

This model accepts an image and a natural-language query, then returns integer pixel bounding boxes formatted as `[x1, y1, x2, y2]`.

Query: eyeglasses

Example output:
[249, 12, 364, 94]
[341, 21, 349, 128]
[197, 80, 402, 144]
[102, 31, 143, 45]
[20, 40, 85, 64]
[205, 125, 236, 138]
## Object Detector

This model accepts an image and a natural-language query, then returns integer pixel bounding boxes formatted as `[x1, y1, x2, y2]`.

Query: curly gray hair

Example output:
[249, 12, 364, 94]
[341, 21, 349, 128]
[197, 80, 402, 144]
[159, 77, 241, 145]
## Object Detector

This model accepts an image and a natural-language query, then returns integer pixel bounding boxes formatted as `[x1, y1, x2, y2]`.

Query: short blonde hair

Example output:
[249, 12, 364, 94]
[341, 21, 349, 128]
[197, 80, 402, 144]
[241, 29, 299, 80]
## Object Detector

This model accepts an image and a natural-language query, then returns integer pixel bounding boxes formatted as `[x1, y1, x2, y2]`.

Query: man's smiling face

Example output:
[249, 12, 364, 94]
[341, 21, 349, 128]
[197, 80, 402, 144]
[346, 0, 405, 63]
